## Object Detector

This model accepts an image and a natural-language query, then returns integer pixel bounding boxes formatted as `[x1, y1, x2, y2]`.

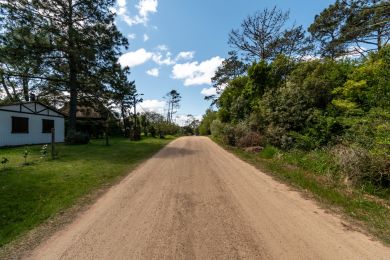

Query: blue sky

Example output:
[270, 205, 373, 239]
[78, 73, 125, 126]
[114, 0, 334, 122]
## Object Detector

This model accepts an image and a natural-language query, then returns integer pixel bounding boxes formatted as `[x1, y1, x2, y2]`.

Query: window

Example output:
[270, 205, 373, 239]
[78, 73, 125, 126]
[12, 117, 29, 133]
[42, 119, 54, 133]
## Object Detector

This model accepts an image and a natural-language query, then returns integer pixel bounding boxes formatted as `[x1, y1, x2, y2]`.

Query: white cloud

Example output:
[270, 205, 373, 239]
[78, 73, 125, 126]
[143, 34, 149, 42]
[109, 7, 117, 14]
[137, 99, 165, 114]
[137, 0, 158, 18]
[118, 47, 197, 68]
[117, 0, 126, 7]
[301, 55, 318, 61]
[127, 33, 136, 40]
[119, 48, 153, 68]
[200, 87, 217, 96]
[146, 68, 159, 77]
[156, 45, 168, 51]
[172, 56, 224, 86]
[175, 51, 195, 61]
[120, 0, 158, 26]
[174, 114, 202, 126]
[152, 52, 175, 65]
[118, 7, 127, 15]
[338, 46, 366, 60]
[116, 0, 127, 15]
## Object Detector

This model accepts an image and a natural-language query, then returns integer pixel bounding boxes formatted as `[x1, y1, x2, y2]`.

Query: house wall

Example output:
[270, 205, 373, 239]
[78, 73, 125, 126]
[0, 104, 65, 147]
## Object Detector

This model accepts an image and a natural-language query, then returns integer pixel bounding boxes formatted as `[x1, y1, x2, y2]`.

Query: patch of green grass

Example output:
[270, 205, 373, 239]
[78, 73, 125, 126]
[211, 137, 390, 245]
[282, 149, 339, 176]
[259, 145, 279, 159]
[0, 137, 173, 247]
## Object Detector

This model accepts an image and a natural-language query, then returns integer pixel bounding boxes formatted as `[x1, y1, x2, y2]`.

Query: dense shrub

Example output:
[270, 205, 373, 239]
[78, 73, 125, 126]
[264, 124, 293, 150]
[200, 46, 390, 192]
[210, 119, 224, 137]
[332, 145, 390, 188]
[65, 131, 90, 145]
[221, 124, 236, 146]
[232, 121, 249, 139]
[236, 132, 263, 148]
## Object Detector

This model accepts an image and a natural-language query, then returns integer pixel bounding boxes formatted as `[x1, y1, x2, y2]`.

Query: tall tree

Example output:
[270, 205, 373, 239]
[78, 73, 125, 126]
[111, 65, 136, 136]
[164, 90, 181, 123]
[0, 0, 128, 135]
[205, 51, 247, 105]
[309, 0, 390, 58]
[0, 10, 46, 102]
[228, 7, 312, 61]
[308, 1, 348, 58]
[342, 0, 390, 53]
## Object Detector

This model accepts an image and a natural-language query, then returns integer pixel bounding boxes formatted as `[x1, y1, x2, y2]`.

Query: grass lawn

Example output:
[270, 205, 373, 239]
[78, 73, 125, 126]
[0, 137, 173, 247]
[211, 137, 390, 245]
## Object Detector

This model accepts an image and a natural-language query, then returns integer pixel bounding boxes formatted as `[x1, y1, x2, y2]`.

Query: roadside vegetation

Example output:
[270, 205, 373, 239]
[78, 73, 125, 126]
[213, 139, 390, 244]
[200, 0, 389, 243]
[0, 137, 173, 247]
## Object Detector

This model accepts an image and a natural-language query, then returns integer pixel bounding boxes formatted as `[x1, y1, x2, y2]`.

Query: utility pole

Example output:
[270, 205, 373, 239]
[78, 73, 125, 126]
[130, 93, 143, 141]
[133, 96, 137, 129]
[51, 128, 56, 159]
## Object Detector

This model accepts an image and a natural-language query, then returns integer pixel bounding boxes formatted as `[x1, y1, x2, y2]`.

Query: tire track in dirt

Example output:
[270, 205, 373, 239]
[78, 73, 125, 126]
[26, 137, 390, 259]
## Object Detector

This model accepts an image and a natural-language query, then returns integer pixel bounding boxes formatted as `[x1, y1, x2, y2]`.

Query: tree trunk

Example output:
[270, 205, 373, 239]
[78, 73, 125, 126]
[377, 28, 382, 51]
[167, 102, 171, 123]
[68, 58, 78, 134]
[121, 103, 129, 136]
[0, 75, 13, 100]
[67, 0, 78, 135]
[22, 72, 29, 101]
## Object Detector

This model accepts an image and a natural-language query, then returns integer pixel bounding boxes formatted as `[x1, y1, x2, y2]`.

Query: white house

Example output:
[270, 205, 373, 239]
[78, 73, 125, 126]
[0, 102, 65, 147]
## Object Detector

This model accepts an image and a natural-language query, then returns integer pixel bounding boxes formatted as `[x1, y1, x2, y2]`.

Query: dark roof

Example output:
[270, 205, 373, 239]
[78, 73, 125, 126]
[0, 101, 66, 117]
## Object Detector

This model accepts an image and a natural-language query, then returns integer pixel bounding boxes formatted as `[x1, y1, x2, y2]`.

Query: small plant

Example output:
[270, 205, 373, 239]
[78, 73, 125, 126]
[65, 131, 90, 145]
[23, 150, 29, 165]
[40, 144, 48, 159]
[1, 157, 9, 170]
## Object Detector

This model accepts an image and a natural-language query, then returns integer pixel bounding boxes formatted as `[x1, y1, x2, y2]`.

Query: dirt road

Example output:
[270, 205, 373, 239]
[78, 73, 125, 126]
[27, 137, 389, 259]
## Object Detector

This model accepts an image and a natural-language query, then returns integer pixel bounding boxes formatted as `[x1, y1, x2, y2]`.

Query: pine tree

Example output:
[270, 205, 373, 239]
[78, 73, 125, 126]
[0, 0, 128, 135]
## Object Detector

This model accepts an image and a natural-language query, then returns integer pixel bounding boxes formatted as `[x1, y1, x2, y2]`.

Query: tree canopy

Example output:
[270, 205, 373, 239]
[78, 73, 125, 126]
[0, 0, 131, 135]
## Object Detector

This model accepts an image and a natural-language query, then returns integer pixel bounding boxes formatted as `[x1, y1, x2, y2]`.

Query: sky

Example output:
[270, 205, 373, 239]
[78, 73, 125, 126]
[114, 0, 335, 123]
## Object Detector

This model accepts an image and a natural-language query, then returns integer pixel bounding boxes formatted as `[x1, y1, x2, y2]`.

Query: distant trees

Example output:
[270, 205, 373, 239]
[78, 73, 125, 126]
[181, 114, 200, 135]
[198, 109, 217, 135]
[164, 90, 181, 123]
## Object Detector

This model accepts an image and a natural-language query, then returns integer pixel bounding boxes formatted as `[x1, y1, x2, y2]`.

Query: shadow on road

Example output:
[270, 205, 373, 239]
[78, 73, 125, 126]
[154, 147, 197, 158]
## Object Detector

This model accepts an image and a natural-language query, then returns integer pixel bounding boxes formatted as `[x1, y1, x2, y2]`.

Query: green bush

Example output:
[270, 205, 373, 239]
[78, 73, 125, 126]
[264, 124, 293, 150]
[332, 145, 390, 188]
[210, 119, 224, 137]
[259, 145, 279, 159]
[198, 109, 217, 135]
[221, 124, 236, 146]
[65, 131, 90, 145]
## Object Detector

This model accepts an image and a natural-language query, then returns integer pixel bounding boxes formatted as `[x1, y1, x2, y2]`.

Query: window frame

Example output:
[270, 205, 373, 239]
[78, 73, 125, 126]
[42, 119, 55, 133]
[11, 116, 29, 134]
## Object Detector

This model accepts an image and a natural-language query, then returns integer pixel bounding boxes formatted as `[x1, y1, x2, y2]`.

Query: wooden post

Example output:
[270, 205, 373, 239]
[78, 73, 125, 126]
[105, 130, 109, 146]
[51, 128, 56, 159]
